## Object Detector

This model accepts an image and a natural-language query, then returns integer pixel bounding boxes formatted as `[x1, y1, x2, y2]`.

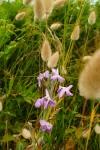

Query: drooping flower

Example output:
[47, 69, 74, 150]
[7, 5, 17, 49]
[51, 68, 65, 83]
[21, 128, 31, 139]
[35, 89, 56, 109]
[94, 124, 100, 134]
[47, 51, 59, 68]
[15, 12, 26, 20]
[71, 25, 80, 41]
[88, 11, 96, 25]
[57, 85, 73, 98]
[40, 119, 53, 133]
[78, 49, 100, 99]
[37, 70, 49, 87]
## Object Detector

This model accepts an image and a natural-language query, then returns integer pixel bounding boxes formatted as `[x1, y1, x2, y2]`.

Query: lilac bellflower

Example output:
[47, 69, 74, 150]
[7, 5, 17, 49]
[40, 120, 53, 133]
[57, 85, 73, 98]
[51, 68, 65, 83]
[35, 89, 56, 110]
[37, 70, 49, 87]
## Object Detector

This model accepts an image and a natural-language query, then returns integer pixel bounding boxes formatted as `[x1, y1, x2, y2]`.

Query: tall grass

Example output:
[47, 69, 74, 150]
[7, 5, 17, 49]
[0, 0, 100, 150]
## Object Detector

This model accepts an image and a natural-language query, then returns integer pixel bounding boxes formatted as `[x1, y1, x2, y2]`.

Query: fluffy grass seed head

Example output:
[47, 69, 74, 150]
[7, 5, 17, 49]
[79, 49, 100, 99]
[71, 25, 80, 41]
[34, 0, 45, 20]
[47, 51, 59, 68]
[82, 129, 90, 138]
[83, 56, 92, 62]
[23, 0, 33, 5]
[43, 0, 53, 14]
[41, 39, 52, 62]
[0, 101, 3, 112]
[53, 0, 67, 9]
[0, 0, 3, 5]
[15, 12, 26, 20]
[94, 124, 100, 134]
[88, 11, 96, 25]
[61, 66, 67, 74]
[50, 23, 62, 30]
[21, 128, 31, 139]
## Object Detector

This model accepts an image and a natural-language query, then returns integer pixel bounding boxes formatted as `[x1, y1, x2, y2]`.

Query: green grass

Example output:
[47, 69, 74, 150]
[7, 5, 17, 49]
[0, 0, 100, 150]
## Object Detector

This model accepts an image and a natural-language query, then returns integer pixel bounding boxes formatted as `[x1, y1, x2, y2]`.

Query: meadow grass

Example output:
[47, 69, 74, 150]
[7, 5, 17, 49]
[0, 0, 100, 150]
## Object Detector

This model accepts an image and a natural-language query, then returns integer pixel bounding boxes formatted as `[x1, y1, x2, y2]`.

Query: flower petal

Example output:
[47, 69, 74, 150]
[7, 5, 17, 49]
[57, 75, 65, 83]
[35, 99, 42, 108]
[49, 99, 56, 107]
[51, 75, 58, 81]
[43, 70, 49, 78]
[40, 120, 47, 126]
[52, 68, 59, 75]
[58, 89, 65, 98]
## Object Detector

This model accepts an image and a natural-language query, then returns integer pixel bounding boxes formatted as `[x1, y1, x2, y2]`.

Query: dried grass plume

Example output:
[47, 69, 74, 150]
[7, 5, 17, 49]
[21, 128, 31, 139]
[0, 101, 3, 112]
[53, 0, 68, 9]
[78, 49, 100, 99]
[71, 25, 80, 41]
[44, 0, 53, 14]
[50, 23, 62, 30]
[47, 51, 59, 68]
[0, 0, 3, 5]
[23, 0, 32, 5]
[41, 39, 52, 62]
[94, 124, 100, 134]
[88, 11, 96, 25]
[15, 12, 26, 20]
[34, 0, 45, 20]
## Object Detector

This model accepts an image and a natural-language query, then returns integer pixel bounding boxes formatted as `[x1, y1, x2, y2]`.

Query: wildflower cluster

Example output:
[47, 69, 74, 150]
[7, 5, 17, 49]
[35, 68, 73, 134]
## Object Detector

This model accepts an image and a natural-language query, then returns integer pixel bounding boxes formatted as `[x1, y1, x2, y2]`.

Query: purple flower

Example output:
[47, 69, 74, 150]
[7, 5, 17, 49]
[51, 68, 65, 83]
[40, 120, 53, 133]
[37, 70, 49, 87]
[35, 89, 56, 110]
[57, 85, 73, 98]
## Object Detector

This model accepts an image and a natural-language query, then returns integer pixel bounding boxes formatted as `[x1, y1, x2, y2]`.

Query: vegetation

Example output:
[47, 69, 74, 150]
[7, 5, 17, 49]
[0, 0, 100, 150]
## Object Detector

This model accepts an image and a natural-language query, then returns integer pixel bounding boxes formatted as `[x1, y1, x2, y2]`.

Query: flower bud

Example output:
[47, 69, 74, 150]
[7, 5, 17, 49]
[47, 51, 59, 68]
[15, 12, 26, 20]
[88, 11, 96, 25]
[71, 25, 80, 41]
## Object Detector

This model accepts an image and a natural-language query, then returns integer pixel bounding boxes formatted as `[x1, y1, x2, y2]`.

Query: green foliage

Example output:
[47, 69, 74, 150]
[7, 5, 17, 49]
[0, 0, 100, 150]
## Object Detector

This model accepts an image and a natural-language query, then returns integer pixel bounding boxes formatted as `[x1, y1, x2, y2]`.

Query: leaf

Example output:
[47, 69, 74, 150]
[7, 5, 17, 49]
[16, 141, 24, 150]
[1, 135, 15, 142]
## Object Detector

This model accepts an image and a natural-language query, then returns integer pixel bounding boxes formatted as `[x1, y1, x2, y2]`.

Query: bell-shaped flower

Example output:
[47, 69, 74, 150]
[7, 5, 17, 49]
[37, 70, 49, 87]
[57, 85, 73, 98]
[40, 120, 53, 133]
[51, 68, 65, 83]
[35, 89, 56, 109]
